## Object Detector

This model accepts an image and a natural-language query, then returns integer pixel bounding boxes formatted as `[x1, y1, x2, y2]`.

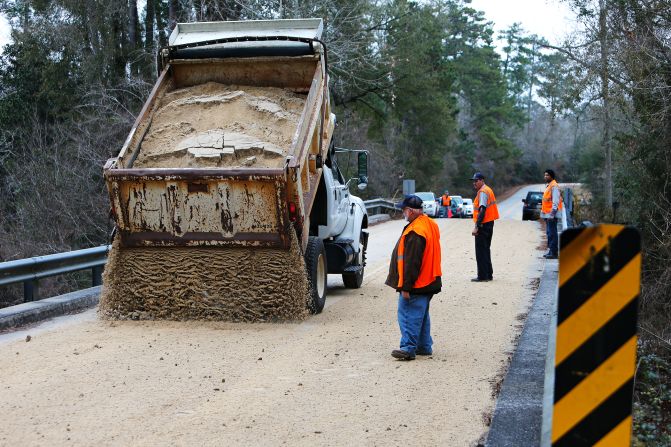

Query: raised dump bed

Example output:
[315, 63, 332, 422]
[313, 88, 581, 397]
[104, 19, 331, 251]
[100, 19, 339, 321]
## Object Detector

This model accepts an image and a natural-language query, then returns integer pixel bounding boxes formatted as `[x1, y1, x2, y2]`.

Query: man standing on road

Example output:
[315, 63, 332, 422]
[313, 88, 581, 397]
[541, 169, 563, 259]
[440, 190, 451, 218]
[470, 172, 499, 282]
[385, 195, 442, 361]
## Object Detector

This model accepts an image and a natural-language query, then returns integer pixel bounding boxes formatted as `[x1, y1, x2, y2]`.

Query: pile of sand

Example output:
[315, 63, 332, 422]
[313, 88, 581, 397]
[133, 83, 306, 169]
[99, 233, 309, 322]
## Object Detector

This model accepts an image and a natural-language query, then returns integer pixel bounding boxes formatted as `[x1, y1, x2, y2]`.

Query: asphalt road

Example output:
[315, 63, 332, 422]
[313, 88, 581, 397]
[497, 184, 546, 220]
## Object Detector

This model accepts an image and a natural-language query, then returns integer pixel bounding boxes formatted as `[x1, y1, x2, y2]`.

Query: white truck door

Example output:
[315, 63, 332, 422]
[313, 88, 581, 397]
[317, 166, 347, 239]
[329, 164, 349, 237]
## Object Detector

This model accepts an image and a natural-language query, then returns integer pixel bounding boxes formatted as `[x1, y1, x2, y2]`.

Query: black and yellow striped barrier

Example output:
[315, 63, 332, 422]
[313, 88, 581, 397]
[551, 224, 641, 446]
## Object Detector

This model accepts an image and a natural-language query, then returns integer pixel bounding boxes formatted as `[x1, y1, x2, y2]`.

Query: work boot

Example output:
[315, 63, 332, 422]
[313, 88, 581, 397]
[391, 349, 415, 360]
[471, 277, 490, 282]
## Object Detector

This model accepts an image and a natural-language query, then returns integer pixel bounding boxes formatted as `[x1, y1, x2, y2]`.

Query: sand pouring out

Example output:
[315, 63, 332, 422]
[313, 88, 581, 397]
[99, 233, 309, 322]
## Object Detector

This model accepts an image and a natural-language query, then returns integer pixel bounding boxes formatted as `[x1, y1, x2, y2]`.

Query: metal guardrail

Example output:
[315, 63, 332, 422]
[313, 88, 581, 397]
[0, 200, 393, 304]
[363, 198, 397, 215]
[0, 246, 110, 302]
[1, 193, 571, 305]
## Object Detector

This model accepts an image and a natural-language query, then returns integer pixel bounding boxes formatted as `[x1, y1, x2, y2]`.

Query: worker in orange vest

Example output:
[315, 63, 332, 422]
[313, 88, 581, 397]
[385, 195, 442, 360]
[542, 169, 563, 259]
[440, 190, 451, 218]
[470, 172, 499, 282]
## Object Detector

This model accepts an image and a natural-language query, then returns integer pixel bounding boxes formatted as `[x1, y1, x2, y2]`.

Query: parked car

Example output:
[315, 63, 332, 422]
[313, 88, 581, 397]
[522, 191, 544, 220]
[450, 195, 464, 218]
[415, 192, 438, 217]
[462, 198, 474, 218]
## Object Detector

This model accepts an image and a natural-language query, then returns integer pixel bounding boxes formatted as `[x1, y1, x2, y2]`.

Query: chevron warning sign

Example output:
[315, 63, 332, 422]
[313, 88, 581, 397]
[551, 224, 641, 446]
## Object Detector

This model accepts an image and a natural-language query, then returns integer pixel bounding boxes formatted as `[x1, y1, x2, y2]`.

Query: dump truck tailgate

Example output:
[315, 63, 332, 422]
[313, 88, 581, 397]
[104, 18, 330, 252]
[105, 167, 291, 248]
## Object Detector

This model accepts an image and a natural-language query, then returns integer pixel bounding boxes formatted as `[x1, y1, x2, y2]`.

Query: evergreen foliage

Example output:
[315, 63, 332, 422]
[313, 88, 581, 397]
[0, 0, 549, 243]
[0, 1, 668, 441]
[557, 1, 671, 443]
[0, 2, 611, 257]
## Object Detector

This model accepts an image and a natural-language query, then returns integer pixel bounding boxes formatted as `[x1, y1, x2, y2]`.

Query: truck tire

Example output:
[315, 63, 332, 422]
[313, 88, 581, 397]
[342, 231, 366, 289]
[305, 236, 327, 314]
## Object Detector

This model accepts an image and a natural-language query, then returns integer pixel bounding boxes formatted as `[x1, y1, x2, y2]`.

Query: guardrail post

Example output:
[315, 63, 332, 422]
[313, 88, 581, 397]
[23, 280, 38, 302]
[565, 188, 574, 228]
[92, 266, 103, 287]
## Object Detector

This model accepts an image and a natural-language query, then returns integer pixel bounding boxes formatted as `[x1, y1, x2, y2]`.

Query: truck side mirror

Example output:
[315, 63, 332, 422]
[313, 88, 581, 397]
[357, 151, 368, 191]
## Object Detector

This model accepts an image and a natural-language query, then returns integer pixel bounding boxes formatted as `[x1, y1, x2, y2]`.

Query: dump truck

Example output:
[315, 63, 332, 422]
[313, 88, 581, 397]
[100, 19, 369, 321]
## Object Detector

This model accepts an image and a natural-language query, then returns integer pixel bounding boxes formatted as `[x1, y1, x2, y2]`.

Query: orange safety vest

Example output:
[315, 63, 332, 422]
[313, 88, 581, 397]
[441, 194, 451, 206]
[473, 184, 500, 223]
[396, 214, 442, 289]
[542, 180, 564, 214]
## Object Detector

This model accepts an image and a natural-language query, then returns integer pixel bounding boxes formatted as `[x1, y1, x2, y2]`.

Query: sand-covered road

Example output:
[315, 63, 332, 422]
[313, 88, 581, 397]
[0, 210, 543, 446]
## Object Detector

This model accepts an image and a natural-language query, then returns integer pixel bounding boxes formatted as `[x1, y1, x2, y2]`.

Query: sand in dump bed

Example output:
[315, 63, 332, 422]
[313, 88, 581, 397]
[99, 232, 309, 322]
[133, 82, 306, 168]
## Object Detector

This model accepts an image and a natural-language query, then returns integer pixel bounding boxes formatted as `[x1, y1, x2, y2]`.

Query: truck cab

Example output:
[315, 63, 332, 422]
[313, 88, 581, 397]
[309, 141, 368, 291]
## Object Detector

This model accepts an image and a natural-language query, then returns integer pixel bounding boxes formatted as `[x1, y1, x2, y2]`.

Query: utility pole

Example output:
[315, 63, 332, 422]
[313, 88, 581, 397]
[599, 0, 613, 214]
[527, 39, 538, 133]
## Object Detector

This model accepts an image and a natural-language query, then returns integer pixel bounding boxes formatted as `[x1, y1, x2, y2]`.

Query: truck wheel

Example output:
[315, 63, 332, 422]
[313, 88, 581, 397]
[305, 236, 327, 314]
[342, 231, 366, 289]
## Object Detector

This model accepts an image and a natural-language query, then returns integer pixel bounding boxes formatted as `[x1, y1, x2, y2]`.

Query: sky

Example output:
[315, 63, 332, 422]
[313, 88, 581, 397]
[0, 14, 9, 47]
[470, 0, 576, 46]
[0, 1, 576, 52]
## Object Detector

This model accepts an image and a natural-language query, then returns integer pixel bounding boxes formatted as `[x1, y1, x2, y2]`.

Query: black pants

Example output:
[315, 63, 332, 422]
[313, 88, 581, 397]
[475, 221, 494, 280]
[546, 217, 558, 256]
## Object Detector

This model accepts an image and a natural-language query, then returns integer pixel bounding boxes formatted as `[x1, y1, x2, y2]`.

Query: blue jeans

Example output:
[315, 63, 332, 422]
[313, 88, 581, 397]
[397, 294, 433, 355]
[546, 218, 558, 256]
